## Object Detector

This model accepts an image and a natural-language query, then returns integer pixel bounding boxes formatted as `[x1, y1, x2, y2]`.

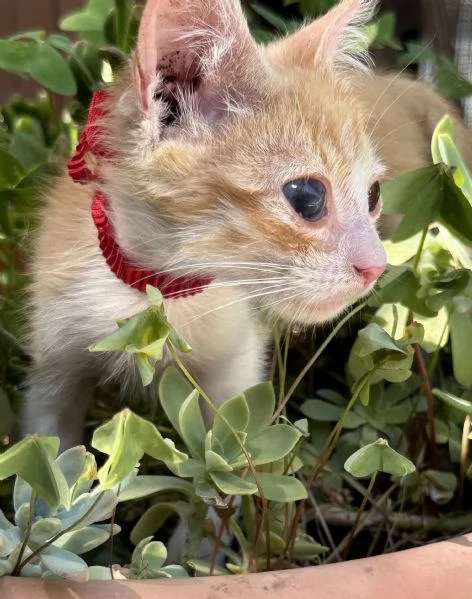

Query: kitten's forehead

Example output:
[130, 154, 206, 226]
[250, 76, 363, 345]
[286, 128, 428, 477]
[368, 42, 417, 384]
[216, 68, 382, 195]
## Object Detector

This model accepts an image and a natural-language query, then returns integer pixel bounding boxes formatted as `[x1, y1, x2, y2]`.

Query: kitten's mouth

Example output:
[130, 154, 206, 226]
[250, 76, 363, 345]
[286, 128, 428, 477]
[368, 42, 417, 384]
[269, 290, 365, 325]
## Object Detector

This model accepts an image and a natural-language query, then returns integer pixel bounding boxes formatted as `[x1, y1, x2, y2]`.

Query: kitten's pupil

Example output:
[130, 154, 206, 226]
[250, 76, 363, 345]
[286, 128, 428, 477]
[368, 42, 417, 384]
[368, 181, 381, 212]
[282, 178, 327, 222]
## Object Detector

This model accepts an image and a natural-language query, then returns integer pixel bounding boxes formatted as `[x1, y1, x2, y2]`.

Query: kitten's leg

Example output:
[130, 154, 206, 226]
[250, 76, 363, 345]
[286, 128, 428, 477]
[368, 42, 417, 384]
[21, 361, 95, 450]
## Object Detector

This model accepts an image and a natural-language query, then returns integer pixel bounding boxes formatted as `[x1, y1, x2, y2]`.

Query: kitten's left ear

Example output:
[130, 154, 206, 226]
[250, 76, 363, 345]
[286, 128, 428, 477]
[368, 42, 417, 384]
[266, 0, 377, 70]
[134, 0, 260, 112]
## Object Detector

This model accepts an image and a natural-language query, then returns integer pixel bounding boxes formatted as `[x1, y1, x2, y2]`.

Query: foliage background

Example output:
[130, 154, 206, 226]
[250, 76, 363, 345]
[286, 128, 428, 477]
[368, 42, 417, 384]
[0, 0, 472, 579]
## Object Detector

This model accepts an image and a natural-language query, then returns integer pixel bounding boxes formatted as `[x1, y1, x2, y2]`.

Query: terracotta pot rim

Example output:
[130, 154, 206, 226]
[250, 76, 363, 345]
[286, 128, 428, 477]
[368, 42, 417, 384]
[1, 533, 472, 599]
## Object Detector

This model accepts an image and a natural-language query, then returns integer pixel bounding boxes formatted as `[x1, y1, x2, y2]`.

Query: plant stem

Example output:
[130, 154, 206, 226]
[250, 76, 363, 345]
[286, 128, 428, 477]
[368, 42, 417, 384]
[412, 226, 429, 273]
[284, 372, 373, 562]
[410, 226, 438, 467]
[413, 342, 438, 467]
[12, 492, 37, 576]
[343, 472, 377, 560]
[272, 301, 367, 422]
[457, 414, 471, 510]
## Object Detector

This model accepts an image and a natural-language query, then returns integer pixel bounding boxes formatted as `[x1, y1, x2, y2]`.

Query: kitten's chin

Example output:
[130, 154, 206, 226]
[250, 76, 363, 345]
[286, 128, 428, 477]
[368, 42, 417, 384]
[267, 293, 364, 326]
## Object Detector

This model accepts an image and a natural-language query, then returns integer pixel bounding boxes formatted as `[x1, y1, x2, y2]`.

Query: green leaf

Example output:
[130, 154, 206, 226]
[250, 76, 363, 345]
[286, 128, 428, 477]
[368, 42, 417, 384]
[251, 473, 307, 502]
[178, 390, 206, 459]
[130, 502, 193, 546]
[371, 268, 437, 317]
[205, 450, 233, 472]
[0, 389, 16, 438]
[118, 475, 195, 502]
[130, 538, 170, 579]
[40, 545, 89, 582]
[29, 518, 62, 544]
[245, 425, 301, 465]
[54, 525, 120, 554]
[344, 438, 416, 478]
[209, 471, 258, 495]
[449, 310, 472, 388]
[213, 394, 249, 452]
[56, 446, 88, 490]
[356, 323, 409, 357]
[250, 3, 293, 32]
[0, 150, 26, 188]
[244, 382, 275, 437]
[301, 399, 364, 428]
[0, 437, 70, 509]
[159, 366, 194, 436]
[432, 389, 472, 416]
[435, 57, 472, 101]
[92, 409, 187, 488]
[381, 166, 443, 241]
[0, 40, 36, 74]
[28, 43, 77, 95]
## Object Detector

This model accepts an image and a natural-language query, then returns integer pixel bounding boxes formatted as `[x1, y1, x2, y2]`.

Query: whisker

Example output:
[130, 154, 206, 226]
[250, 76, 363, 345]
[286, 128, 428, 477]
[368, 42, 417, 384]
[366, 38, 435, 128]
[180, 283, 298, 327]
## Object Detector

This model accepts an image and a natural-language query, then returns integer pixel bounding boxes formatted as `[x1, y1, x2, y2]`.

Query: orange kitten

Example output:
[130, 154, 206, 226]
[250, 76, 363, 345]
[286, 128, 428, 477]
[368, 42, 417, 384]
[22, 0, 470, 448]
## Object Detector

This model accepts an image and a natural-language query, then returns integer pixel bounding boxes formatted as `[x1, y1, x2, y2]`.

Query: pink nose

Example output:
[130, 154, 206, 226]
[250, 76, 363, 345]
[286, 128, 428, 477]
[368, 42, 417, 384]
[354, 264, 385, 287]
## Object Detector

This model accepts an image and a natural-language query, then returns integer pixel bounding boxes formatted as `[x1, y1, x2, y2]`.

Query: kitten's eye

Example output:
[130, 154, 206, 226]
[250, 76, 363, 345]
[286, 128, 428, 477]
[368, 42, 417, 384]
[282, 178, 327, 222]
[368, 181, 381, 213]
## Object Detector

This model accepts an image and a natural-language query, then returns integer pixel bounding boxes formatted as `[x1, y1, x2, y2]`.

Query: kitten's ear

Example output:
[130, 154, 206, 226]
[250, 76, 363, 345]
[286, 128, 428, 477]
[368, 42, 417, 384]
[267, 0, 377, 70]
[134, 0, 259, 113]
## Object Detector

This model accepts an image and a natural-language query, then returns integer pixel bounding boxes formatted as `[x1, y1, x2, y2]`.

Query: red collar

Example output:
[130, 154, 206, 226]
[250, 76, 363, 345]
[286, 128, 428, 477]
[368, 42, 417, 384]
[67, 90, 212, 298]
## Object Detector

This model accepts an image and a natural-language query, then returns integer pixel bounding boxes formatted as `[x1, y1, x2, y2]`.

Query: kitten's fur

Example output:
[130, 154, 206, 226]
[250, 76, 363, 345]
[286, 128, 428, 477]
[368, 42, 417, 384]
[22, 0, 471, 448]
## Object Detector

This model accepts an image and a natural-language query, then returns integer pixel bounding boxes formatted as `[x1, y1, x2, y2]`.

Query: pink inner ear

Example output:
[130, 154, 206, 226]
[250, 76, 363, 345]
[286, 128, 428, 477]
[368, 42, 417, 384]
[133, 0, 259, 113]
[267, 0, 370, 68]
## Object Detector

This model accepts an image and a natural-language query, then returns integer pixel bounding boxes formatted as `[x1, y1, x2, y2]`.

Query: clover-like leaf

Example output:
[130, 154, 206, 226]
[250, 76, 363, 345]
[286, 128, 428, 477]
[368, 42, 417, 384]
[0, 436, 70, 510]
[344, 438, 416, 478]
[92, 409, 187, 489]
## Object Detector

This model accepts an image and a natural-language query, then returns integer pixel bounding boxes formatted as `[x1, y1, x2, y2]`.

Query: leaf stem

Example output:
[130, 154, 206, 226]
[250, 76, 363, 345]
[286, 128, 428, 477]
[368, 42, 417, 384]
[343, 472, 378, 560]
[12, 491, 37, 576]
[284, 371, 373, 562]
[272, 301, 367, 422]
[413, 341, 438, 467]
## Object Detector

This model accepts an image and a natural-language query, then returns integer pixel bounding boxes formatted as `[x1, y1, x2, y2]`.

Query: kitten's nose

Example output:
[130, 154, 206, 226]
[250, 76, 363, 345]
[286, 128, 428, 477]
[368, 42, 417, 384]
[354, 264, 385, 287]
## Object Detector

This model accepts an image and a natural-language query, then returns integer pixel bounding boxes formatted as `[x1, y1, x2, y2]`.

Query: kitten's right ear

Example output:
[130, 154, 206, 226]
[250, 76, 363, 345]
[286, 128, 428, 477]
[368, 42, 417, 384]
[134, 0, 260, 115]
[266, 0, 377, 72]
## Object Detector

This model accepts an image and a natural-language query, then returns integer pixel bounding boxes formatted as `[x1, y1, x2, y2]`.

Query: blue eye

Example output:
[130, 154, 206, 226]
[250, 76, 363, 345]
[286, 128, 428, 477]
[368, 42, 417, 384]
[282, 178, 327, 222]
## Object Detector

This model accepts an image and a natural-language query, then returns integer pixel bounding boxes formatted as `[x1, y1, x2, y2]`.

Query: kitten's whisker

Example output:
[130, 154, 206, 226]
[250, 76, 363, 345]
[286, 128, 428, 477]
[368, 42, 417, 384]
[366, 38, 435, 126]
[180, 283, 298, 326]
[369, 77, 423, 140]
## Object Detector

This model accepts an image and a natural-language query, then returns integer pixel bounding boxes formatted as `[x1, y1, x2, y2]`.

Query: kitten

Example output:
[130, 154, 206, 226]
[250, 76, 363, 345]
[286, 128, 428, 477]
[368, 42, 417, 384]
[21, 0, 470, 448]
